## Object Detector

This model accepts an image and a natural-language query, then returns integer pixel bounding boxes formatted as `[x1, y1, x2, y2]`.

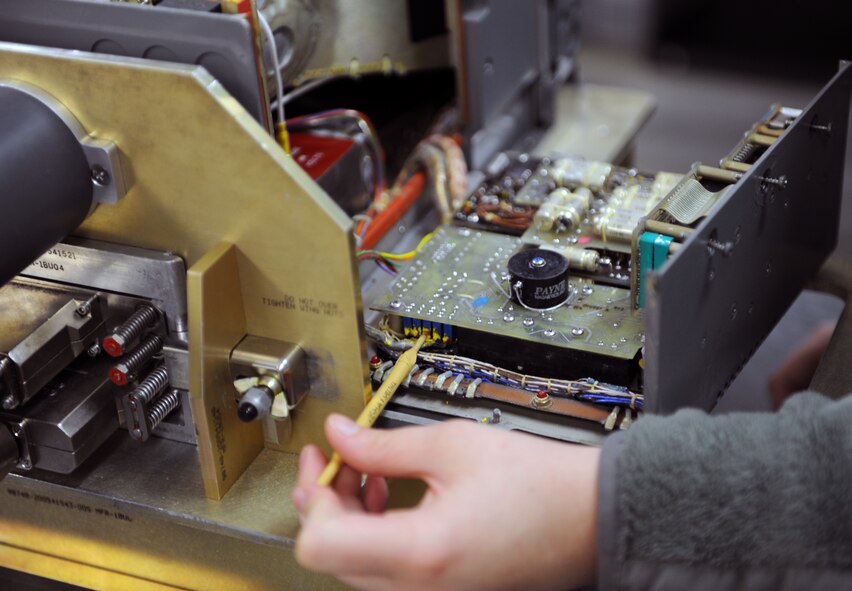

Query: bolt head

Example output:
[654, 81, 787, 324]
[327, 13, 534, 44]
[109, 366, 130, 386]
[103, 336, 124, 357]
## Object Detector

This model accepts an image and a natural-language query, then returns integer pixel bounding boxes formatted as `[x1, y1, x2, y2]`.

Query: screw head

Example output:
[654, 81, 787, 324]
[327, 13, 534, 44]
[91, 164, 111, 186]
[530, 256, 547, 269]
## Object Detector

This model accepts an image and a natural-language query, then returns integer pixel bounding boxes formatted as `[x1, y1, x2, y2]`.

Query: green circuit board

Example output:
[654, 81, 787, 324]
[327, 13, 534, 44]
[372, 225, 646, 361]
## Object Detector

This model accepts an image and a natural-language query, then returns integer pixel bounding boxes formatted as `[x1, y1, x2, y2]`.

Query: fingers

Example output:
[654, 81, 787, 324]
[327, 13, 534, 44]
[362, 475, 389, 513]
[297, 445, 327, 488]
[770, 323, 836, 408]
[323, 414, 452, 481]
[296, 492, 425, 578]
[334, 464, 363, 498]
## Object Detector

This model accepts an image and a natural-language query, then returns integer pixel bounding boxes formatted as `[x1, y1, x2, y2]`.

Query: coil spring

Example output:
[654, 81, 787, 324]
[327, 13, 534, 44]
[146, 389, 180, 431]
[732, 142, 756, 163]
[129, 366, 169, 406]
[125, 334, 163, 371]
[104, 305, 158, 356]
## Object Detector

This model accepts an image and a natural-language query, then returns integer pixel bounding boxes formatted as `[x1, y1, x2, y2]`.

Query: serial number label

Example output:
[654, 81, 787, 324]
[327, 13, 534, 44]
[6, 488, 133, 522]
[45, 248, 77, 260]
[30, 260, 66, 272]
[262, 295, 344, 319]
[29, 247, 80, 274]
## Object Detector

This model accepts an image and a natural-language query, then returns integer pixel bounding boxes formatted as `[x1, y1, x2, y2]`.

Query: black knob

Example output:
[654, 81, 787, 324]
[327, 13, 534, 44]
[238, 402, 259, 423]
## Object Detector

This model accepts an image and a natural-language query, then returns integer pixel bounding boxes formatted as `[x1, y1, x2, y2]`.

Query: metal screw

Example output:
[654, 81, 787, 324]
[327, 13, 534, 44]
[2, 395, 16, 410]
[87, 343, 101, 357]
[706, 239, 734, 257]
[490, 408, 502, 424]
[91, 164, 111, 186]
[75, 293, 99, 318]
[809, 122, 832, 134]
[759, 174, 788, 191]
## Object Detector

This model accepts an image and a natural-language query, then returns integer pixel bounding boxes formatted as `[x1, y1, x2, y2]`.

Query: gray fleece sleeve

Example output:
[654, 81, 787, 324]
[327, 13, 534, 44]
[596, 392, 852, 591]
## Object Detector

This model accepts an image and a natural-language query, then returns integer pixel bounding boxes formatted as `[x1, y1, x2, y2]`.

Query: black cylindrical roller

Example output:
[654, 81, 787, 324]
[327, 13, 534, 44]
[507, 248, 570, 309]
[0, 85, 93, 285]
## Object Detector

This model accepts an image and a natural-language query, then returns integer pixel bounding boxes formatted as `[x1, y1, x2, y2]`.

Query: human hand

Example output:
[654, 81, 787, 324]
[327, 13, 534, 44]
[769, 322, 836, 409]
[291, 415, 600, 591]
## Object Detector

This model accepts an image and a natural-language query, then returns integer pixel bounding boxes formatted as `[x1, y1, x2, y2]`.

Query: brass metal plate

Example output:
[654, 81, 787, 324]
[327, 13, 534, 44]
[188, 242, 262, 499]
[0, 42, 371, 464]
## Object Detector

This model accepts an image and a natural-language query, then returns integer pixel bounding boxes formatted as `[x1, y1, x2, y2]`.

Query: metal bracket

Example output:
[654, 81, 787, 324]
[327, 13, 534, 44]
[0, 80, 129, 206]
[229, 336, 310, 411]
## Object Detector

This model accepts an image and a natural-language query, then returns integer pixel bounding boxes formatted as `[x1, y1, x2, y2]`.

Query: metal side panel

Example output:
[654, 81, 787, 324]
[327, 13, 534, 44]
[644, 63, 852, 414]
[0, 0, 269, 128]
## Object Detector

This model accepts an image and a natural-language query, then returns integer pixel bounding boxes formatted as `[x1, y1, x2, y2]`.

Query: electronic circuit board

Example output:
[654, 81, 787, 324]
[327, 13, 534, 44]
[372, 225, 646, 385]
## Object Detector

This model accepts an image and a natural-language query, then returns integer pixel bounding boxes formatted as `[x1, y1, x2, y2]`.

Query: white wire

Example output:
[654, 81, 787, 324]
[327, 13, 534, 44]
[256, 12, 285, 124]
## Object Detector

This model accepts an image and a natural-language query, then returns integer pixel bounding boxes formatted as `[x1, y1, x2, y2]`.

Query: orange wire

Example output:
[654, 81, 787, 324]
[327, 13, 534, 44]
[360, 172, 427, 250]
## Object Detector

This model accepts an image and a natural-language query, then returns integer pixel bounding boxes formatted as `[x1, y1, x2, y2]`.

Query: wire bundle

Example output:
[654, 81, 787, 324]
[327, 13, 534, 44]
[367, 326, 643, 411]
[357, 233, 433, 276]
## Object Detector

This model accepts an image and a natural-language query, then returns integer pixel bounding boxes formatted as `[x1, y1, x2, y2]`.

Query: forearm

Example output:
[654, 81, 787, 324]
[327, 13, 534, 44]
[598, 392, 852, 591]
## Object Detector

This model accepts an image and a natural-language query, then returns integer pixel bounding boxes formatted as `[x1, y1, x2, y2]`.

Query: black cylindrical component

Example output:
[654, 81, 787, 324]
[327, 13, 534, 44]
[0, 424, 19, 480]
[237, 386, 274, 423]
[0, 85, 93, 285]
[507, 248, 570, 309]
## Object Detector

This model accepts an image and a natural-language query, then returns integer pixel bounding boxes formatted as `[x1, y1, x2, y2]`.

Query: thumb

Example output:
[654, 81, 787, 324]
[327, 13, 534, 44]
[324, 414, 451, 481]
